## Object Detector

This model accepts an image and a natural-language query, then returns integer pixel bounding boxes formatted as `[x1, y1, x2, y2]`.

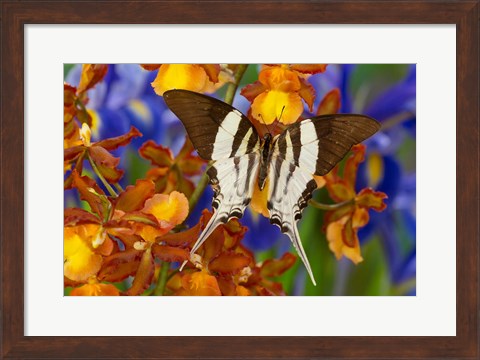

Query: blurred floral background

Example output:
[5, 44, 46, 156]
[64, 64, 415, 296]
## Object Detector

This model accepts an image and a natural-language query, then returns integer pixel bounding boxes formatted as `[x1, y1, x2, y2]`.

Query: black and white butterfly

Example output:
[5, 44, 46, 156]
[163, 89, 380, 285]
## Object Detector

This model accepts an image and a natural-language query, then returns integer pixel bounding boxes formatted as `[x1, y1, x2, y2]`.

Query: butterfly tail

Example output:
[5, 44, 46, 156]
[289, 223, 317, 286]
[179, 206, 227, 272]
[190, 208, 224, 255]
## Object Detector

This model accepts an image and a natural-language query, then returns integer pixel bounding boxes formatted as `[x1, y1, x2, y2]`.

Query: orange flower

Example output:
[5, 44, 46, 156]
[77, 64, 108, 94]
[177, 271, 222, 296]
[66, 172, 190, 295]
[164, 210, 296, 296]
[64, 224, 114, 282]
[317, 88, 341, 115]
[64, 65, 108, 151]
[141, 64, 224, 95]
[323, 145, 387, 263]
[134, 191, 189, 243]
[105, 190, 189, 296]
[70, 277, 120, 296]
[241, 64, 328, 126]
[139, 137, 205, 197]
[64, 124, 142, 187]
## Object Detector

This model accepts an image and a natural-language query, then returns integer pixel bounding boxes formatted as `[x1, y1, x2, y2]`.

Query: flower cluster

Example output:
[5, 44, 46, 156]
[64, 63, 414, 296]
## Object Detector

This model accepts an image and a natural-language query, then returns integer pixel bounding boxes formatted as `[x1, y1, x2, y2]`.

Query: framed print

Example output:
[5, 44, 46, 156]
[1, 1, 478, 359]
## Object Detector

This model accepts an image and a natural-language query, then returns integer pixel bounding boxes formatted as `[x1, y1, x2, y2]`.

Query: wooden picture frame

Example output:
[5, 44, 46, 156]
[1, 1, 478, 358]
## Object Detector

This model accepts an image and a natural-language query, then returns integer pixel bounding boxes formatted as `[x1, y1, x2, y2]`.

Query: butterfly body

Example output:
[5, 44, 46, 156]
[258, 133, 274, 191]
[163, 89, 380, 285]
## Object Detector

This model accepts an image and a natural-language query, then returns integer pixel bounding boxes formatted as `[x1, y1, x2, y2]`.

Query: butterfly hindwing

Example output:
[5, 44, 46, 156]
[268, 114, 381, 284]
[267, 154, 318, 285]
[190, 153, 260, 254]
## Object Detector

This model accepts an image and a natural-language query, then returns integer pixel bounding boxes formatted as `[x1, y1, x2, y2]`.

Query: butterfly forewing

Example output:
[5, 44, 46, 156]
[163, 90, 260, 160]
[274, 114, 381, 176]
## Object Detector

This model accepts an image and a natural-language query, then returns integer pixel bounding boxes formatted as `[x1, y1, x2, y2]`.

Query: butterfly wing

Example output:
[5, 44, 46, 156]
[163, 90, 260, 160]
[275, 114, 381, 176]
[163, 90, 261, 255]
[268, 114, 381, 285]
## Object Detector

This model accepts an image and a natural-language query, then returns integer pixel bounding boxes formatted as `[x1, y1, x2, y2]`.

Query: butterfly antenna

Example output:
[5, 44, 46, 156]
[278, 105, 286, 123]
[257, 113, 272, 136]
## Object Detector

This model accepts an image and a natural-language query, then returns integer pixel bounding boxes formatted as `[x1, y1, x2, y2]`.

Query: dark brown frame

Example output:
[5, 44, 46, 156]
[1, 1, 478, 359]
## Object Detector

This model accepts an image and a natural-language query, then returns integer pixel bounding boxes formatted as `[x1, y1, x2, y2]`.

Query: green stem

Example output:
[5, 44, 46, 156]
[153, 262, 170, 296]
[188, 170, 210, 211]
[87, 153, 118, 197]
[113, 182, 124, 193]
[309, 199, 354, 211]
[75, 98, 88, 116]
[224, 64, 248, 105]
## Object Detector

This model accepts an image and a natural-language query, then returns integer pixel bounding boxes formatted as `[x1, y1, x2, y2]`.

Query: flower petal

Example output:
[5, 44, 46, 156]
[352, 207, 370, 228]
[298, 78, 316, 111]
[259, 66, 301, 91]
[179, 271, 221, 296]
[140, 64, 161, 71]
[161, 209, 209, 247]
[70, 282, 120, 296]
[317, 88, 341, 115]
[326, 181, 356, 202]
[88, 145, 124, 183]
[240, 81, 267, 102]
[152, 64, 208, 95]
[139, 140, 174, 167]
[251, 90, 303, 125]
[64, 208, 101, 227]
[289, 64, 328, 74]
[142, 191, 189, 226]
[326, 218, 363, 264]
[176, 138, 206, 176]
[343, 144, 366, 188]
[71, 170, 107, 218]
[152, 244, 189, 262]
[356, 188, 388, 211]
[250, 177, 270, 217]
[236, 285, 251, 296]
[200, 64, 221, 83]
[209, 251, 251, 274]
[115, 179, 156, 212]
[77, 64, 108, 94]
[98, 248, 142, 282]
[260, 252, 297, 277]
[64, 225, 103, 282]
[95, 126, 142, 151]
[125, 247, 155, 296]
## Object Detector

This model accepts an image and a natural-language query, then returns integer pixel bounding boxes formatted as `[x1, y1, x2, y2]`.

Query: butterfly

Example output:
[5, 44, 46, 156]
[163, 89, 380, 285]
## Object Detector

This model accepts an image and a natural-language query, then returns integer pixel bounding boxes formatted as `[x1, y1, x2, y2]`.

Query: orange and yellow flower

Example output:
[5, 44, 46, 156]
[163, 210, 296, 296]
[141, 64, 227, 95]
[241, 64, 328, 126]
[323, 145, 388, 263]
[70, 277, 120, 296]
[139, 137, 206, 197]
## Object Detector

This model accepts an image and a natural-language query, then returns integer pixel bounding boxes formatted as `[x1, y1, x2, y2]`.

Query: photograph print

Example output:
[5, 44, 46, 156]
[64, 64, 416, 296]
